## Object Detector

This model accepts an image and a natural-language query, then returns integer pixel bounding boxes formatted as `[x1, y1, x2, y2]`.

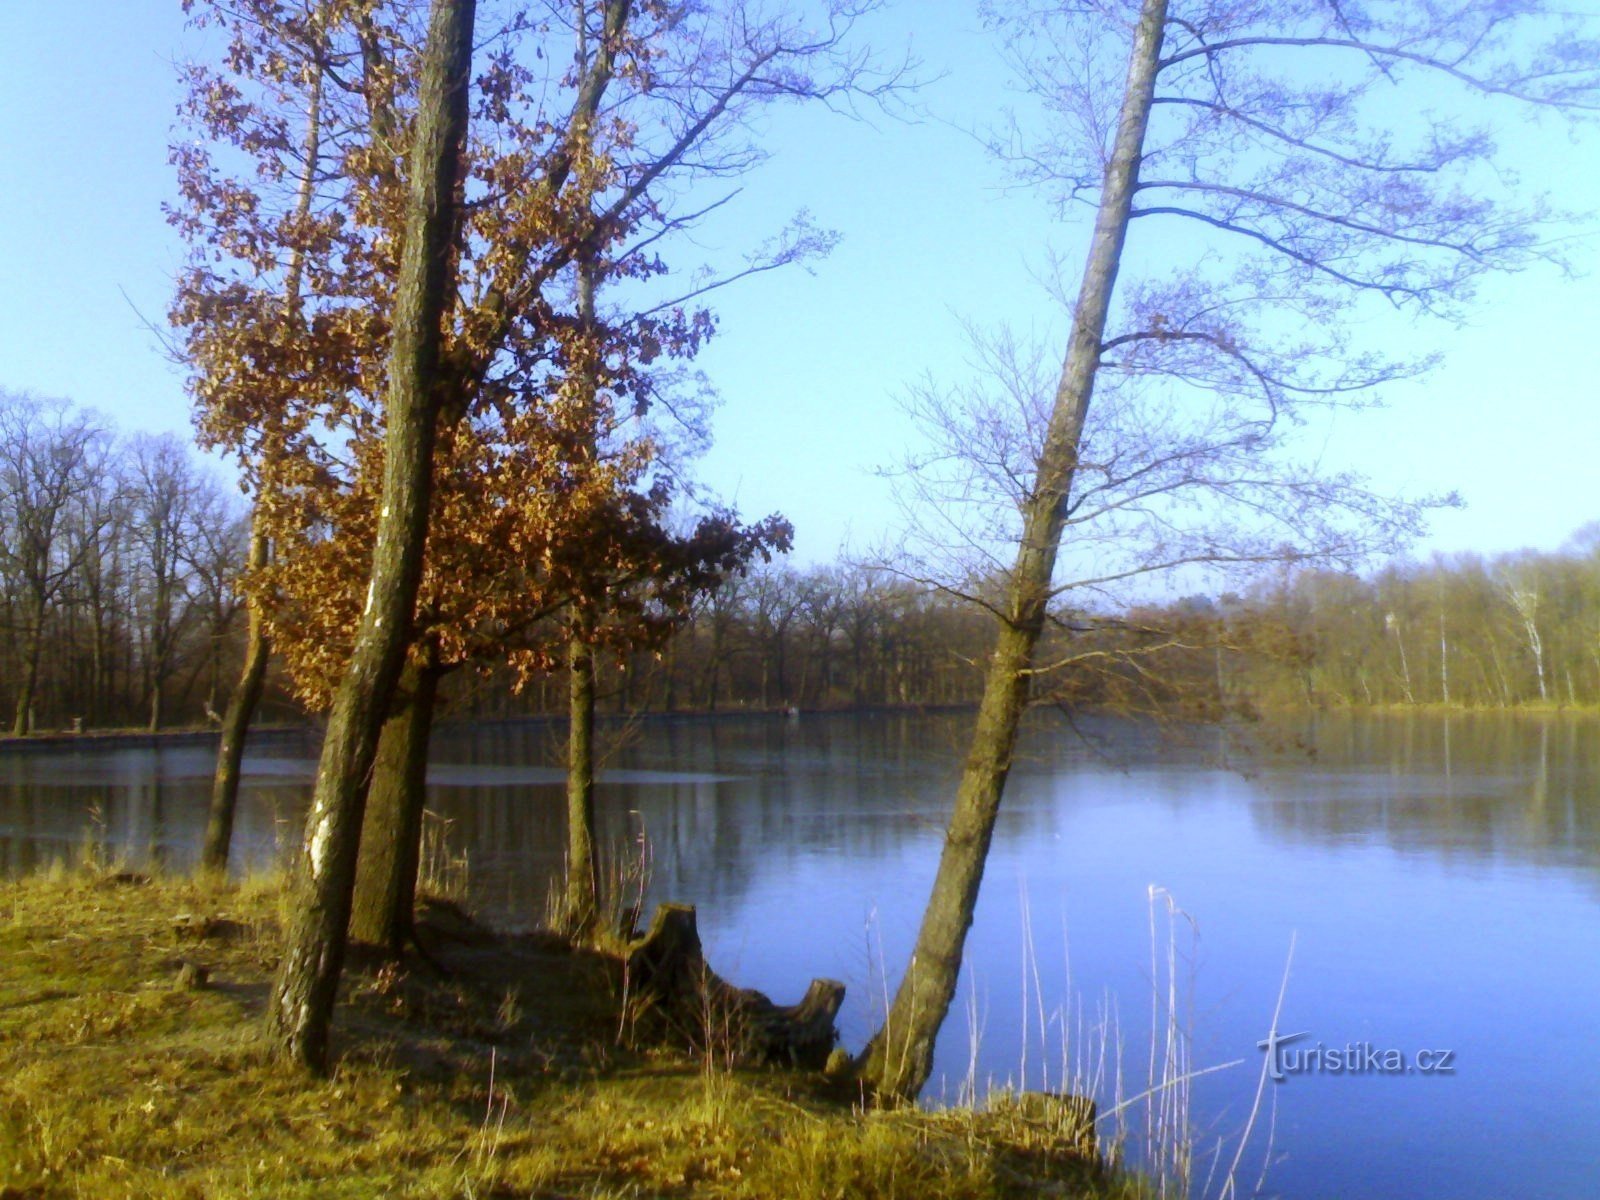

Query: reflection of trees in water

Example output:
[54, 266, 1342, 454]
[0, 711, 1253, 899]
[15, 711, 1587, 907]
[0, 730, 319, 878]
[424, 712, 1063, 927]
[416, 781, 566, 928]
[0, 782, 39, 875]
[1249, 713, 1600, 868]
[142, 757, 166, 871]
[628, 715, 954, 904]
[0, 748, 131, 872]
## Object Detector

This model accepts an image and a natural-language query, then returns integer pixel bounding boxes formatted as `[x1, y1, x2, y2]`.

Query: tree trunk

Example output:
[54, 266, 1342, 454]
[203, 29, 322, 871]
[623, 903, 845, 1068]
[704, 638, 720, 712]
[663, 638, 678, 711]
[90, 604, 105, 727]
[349, 646, 440, 954]
[1439, 612, 1450, 705]
[559, 235, 604, 936]
[12, 643, 38, 737]
[1525, 617, 1548, 702]
[1488, 640, 1511, 706]
[12, 598, 44, 736]
[266, 0, 475, 1074]
[854, 0, 1167, 1103]
[1390, 616, 1415, 704]
[564, 630, 600, 936]
[200, 527, 271, 874]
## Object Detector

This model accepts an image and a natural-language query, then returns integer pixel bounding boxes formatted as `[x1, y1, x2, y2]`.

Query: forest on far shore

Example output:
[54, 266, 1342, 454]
[2, 394, 1591, 736]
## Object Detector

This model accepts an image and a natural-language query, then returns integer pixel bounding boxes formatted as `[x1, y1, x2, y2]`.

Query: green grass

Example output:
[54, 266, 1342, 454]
[0, 871, 1138, 1199]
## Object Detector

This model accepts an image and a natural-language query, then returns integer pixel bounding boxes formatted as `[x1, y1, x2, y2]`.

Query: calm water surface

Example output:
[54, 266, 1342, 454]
[3, 710, 1598, 1199]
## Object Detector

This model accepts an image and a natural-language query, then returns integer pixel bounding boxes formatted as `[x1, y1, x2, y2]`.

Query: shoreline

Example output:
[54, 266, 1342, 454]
[0, 703, 979, 754]
[0, 870, 1122, 1199]
[4, 698, 1592, 757]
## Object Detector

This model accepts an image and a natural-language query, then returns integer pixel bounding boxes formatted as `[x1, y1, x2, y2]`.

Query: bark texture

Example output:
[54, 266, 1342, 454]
[561, 250, 602, 938]
[624, 903, 845, 1069]
[266, 0, 475, 1073]
[854, 0, 1169, 1102]
[200, 527, 271, 873]
[564, 631, 600, 936]
[349, 646, 440, 953]
[11, 624, 40, 737]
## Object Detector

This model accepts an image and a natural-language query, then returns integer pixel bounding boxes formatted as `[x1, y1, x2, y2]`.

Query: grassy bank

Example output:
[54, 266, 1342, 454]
[0, 871, 1135, 1199]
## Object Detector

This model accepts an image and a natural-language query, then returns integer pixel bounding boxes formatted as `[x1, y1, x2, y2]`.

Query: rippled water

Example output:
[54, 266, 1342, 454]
[4, 710, 1598, 1198]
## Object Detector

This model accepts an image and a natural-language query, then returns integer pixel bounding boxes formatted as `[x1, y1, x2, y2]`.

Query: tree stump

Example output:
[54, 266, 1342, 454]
[623, 903, 844, 1069]
[173, 961, 211, 991]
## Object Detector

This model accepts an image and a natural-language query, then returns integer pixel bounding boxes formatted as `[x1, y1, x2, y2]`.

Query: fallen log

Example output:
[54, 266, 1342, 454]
[622, 903, 845, 1069]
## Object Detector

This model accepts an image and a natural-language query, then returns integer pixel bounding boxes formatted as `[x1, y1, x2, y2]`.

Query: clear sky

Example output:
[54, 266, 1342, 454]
[2, 1, 1598, 568]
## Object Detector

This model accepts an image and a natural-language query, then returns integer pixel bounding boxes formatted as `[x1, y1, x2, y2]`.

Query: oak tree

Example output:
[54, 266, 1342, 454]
[173, 0, 900, 1064]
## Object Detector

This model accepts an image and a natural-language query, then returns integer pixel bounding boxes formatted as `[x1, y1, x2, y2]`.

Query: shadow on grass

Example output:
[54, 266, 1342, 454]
[0, 869, 1137, 1200]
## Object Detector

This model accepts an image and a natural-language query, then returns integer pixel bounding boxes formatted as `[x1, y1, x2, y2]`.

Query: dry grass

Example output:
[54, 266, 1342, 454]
[0, 871, 1139, 1199]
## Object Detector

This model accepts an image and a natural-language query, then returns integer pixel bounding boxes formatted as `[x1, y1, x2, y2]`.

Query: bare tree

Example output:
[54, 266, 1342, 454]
[857, 0, 1599, 1101]
[1500, 560, 1549, 703]
[0, 394, 114, 736]
[124, 434, 208, 732]
[63, 450, 130, 726]
[183, 478, 250, 722]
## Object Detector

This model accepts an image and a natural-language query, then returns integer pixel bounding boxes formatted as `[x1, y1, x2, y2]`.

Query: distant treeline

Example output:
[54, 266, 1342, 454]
[0, 393, 1007, 732]
[1215, 540, 1600, 710]
[0, 393, 250, 735]
[6, 394, 1595, 734]
[459, 565, 999, 719]
[490, 538, 1600, 719]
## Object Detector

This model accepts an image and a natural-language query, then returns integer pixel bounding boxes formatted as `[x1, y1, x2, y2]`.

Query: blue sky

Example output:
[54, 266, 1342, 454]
[2, 1, 1598, 567]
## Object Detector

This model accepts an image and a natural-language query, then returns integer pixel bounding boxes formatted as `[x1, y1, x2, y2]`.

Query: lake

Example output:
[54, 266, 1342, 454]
[3, 710, 1598, 1198]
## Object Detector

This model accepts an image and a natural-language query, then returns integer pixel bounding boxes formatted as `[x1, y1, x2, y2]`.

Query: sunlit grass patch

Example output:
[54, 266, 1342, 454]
[1, 871, 1131, 1199]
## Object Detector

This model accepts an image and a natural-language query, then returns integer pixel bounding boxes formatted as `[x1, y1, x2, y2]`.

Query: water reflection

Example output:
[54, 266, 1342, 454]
[4, 709, 1597, 926]
[3, 711, 1599, 1199]
[0, 732, 321, 878]
[1250, 712, 1600, 871]
[5, 709, 1598, 929]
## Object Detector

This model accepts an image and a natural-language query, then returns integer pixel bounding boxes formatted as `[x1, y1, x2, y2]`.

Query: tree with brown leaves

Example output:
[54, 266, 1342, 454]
[172, 0, 901, 1069]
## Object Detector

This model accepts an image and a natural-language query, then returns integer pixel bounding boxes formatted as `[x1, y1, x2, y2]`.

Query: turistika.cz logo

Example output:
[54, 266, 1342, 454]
[1257, 1030, 1456, 1082]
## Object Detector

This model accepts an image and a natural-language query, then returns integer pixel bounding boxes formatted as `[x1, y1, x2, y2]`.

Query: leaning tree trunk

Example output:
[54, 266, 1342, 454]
[202, 39, 322, 873]
[349, 645, 441, 954]
[564, 628, 600, 937]
[267, 0, 475, 1074]
[201, 527, 272, 874]
[854, 0, 1168, 1103]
